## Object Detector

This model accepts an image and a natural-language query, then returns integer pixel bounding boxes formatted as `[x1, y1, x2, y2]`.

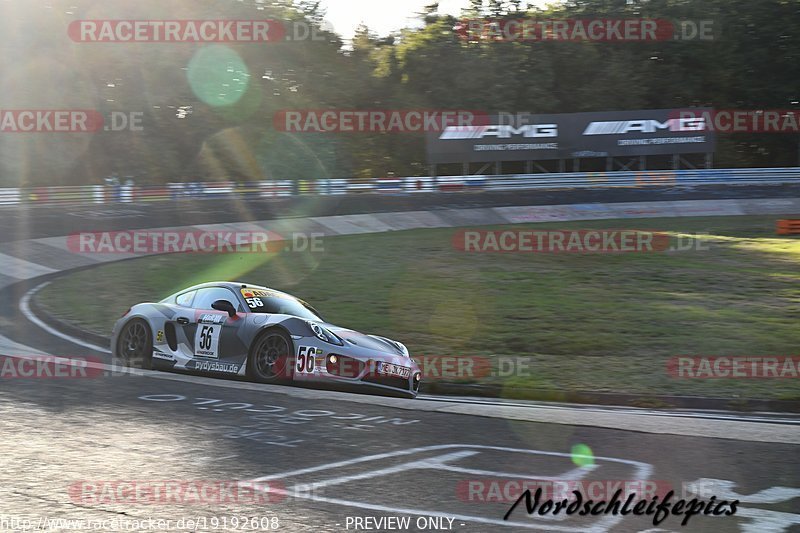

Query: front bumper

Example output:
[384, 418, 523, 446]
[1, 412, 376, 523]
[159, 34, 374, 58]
[295, 348, 421, 398]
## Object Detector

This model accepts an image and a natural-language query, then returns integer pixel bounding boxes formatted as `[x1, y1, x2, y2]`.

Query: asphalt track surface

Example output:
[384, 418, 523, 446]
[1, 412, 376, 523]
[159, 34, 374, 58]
[1, 357, 798, 532]
[1, 186, 798, 532]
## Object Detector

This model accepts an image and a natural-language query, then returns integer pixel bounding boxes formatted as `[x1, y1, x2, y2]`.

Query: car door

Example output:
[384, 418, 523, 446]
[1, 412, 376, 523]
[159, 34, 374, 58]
[154, 289, 197, 362]
[180, 286, 248, 373]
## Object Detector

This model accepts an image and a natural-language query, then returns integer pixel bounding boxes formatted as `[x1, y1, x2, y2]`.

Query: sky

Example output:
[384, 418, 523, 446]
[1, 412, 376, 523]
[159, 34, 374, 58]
[318, 0, 546, 40]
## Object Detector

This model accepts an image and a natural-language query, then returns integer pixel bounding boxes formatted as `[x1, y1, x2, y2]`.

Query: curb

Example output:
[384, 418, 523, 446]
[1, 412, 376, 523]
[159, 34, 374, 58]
[29, 286, 800, 413]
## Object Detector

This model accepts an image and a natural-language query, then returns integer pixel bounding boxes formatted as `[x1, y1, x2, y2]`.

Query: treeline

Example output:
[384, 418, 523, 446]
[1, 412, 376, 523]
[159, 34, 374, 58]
[3, 0, 799, 186]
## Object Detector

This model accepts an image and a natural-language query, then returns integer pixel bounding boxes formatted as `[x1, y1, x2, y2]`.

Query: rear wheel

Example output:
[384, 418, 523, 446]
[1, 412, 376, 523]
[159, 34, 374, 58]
[116, 318, 153, 369]
[248, 329, 293, 383]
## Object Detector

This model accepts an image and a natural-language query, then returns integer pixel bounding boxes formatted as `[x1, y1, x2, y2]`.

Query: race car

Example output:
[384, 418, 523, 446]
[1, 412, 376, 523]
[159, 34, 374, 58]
[111, 281, 421, 398]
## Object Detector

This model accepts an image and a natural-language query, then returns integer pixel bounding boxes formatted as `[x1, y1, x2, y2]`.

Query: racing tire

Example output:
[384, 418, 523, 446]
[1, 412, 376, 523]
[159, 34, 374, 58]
[116, 318, 153, 370]
[248, 328, 293, 383]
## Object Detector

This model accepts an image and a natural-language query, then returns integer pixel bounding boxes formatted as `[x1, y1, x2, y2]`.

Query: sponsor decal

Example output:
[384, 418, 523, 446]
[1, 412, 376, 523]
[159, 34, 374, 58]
[426, 109, 715, 164]
[582, 117, 706, 135]
[198, 313, 226, 325]
[439, 123, 558, 140]
[241, 288, 288, 299]
[243, 289, 263, 298]
[152, 351, 175, 362]
[155, 330, 164, 342]
[187, 360, 239, 374]
[472, 142, 558, 152]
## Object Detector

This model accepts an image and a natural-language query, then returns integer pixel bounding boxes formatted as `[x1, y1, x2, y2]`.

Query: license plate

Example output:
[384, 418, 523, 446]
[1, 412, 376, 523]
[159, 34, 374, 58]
[377, 362, 410, 379]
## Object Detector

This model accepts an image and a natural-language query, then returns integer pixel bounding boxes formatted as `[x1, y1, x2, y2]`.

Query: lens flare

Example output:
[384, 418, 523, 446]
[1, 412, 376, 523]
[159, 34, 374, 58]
[187, 45, 250, 107]
[571, 443, 595, 467]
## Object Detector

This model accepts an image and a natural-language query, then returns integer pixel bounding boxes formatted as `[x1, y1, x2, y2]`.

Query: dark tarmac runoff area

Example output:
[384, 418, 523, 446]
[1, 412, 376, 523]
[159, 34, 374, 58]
[0, 355, 797, 533]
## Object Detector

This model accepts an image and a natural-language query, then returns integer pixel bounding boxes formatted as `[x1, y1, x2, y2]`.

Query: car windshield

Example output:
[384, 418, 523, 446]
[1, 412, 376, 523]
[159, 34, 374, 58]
[240, 288, 321, 320]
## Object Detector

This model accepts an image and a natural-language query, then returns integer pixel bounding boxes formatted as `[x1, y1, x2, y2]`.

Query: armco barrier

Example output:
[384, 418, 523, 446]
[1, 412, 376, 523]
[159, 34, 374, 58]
[481, 167, 800, 191]
[8, 167, 800, 208]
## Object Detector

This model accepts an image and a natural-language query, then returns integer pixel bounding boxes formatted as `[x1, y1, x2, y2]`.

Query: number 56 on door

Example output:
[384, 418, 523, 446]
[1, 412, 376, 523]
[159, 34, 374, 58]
[296, 346, 317, 374]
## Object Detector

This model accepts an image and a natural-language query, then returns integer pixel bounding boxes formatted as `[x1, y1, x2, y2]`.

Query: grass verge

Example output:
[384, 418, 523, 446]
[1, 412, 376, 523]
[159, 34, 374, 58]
[36, 215, 800, 400]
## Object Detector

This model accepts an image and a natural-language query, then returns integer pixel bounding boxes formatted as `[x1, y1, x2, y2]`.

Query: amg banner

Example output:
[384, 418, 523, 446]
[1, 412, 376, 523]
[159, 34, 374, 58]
[426, 108, 715, 164]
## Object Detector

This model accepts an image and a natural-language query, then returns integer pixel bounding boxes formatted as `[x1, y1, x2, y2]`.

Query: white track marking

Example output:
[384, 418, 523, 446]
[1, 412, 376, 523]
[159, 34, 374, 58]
[19, 281, 111, 353]
[244, 444, 653, 532]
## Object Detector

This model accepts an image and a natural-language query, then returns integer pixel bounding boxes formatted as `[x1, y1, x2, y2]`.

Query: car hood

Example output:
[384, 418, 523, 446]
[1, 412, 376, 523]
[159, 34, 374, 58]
[325, 325, 406, 356]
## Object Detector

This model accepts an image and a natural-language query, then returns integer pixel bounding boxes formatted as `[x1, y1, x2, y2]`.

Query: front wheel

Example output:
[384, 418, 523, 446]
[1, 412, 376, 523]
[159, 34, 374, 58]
[116, 318, 153, 369]
[248, 329, 293, 383]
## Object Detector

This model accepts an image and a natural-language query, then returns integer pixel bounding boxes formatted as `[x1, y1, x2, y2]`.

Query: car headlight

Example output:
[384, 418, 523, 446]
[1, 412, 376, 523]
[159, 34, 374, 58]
[307, 321, 344, 346]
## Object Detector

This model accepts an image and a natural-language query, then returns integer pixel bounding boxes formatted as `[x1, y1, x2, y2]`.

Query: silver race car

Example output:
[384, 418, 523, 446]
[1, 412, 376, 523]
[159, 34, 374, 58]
[111, 281, 421, 398]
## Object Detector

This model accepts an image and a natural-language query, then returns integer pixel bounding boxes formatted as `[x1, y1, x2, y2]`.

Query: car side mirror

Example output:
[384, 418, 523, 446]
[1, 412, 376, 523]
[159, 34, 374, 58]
[211, 299, 237, 317]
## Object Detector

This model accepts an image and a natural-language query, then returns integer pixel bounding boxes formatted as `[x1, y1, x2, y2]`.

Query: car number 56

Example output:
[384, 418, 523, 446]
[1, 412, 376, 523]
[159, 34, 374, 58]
[194, 324, 220, 358]
[296, 346, 316, 374]
[246, 297, 263, 308]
